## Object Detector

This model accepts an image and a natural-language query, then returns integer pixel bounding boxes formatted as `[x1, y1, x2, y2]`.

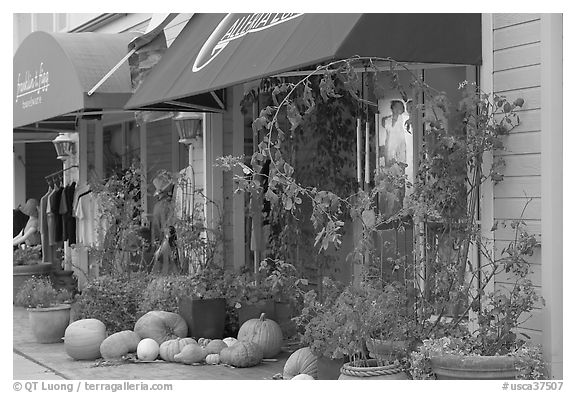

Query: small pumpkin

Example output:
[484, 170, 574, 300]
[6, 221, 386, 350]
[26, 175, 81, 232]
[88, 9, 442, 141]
[198, 338, 212, 347]
[137, 338, 160, 361]
[219, 341, 263, 368]
[223, 337, 238, 347]
[174, 343, 207, 364]
[291, 374, 315, 380]
[237, 313, 283, 358]
[159, 337, 197, 362]
[100, 330, 141, 360]
[64, 318, 107, 360]
[205, 353, 220, 365]
[134, 311, 188, 345]
[283, 347, 318, 380]
[204, 339, 228, 354]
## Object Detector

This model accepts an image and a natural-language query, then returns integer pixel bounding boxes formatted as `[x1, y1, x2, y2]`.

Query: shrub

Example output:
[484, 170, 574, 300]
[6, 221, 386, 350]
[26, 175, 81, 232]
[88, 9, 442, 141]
[74, 273, 151, 333]
[138, 275, 197, 314]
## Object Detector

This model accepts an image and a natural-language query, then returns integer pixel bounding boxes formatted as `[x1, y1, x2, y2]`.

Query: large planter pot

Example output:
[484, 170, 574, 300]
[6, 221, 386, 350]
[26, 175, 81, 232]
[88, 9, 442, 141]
[237, 299, 276, 326]
[430, 354, 519, 380]
[28, 304, 71, 344]
[316, 356, 347, 380]
[274, 301, 296, 338]
[178, 297, 226, 338]
[13, 262, 52, 301]
[338, 359, 409, 380]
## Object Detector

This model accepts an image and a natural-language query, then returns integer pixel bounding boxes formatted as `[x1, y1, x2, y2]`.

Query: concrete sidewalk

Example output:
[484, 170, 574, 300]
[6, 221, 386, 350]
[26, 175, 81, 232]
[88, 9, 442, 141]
[13, 307, 289, 380]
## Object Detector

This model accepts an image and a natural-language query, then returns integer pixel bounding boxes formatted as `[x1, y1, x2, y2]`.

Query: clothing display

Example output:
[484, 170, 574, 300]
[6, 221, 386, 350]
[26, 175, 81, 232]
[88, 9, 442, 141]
[60, 182, 77, 245]
[39, 187, 52, 262]
[47, 186, 64, 245]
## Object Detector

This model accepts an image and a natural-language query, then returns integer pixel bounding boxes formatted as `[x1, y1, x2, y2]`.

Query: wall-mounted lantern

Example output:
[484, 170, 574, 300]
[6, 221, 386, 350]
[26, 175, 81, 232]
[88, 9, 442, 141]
[52, 133, 76, 161]
[173, 112, 203, 145]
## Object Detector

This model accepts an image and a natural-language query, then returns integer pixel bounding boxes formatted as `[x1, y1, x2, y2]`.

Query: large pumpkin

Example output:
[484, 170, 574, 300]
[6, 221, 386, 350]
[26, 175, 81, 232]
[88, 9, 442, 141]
[283, 347, 318, 380]
[237, 313, 283, 358]
[134, 311, 188, 345]
[137, 338, 160, 361]
[173, 343, 207, 364]
[159, 337, 197, 362]
[219, 341, 263, 368]
[100, 330, 141, 360]
[64, 319, 107, 360]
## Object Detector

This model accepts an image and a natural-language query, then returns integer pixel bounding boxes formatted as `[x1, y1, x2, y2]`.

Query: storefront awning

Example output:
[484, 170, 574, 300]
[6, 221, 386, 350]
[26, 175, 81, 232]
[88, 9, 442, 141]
[13, 31, 139, 131]
[125, 13, 482, 112]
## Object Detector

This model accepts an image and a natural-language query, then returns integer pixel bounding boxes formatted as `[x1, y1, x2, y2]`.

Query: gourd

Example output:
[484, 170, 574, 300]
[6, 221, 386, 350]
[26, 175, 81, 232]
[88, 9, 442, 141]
[204, 339, 228, 354]
[237, 313, 283, 358]
[198, 338, 212, 347]
[64, 319, 107, 360]
[137, 338, 160, 361]
[100, 330, 141, 360]
[205, 353, 220, 365]
[291, 374, 315, 380]
[223, 337, 238, 347]
[219, 341, 263, 368]
[134, 311, 188, 345]
[159, 337, 197, 362]
[173, 343, 207, 365]
[282, 347, 318, 380]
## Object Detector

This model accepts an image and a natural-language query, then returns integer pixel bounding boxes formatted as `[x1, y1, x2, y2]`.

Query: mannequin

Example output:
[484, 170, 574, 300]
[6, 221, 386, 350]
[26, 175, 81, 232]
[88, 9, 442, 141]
[13, 199, 41, 247]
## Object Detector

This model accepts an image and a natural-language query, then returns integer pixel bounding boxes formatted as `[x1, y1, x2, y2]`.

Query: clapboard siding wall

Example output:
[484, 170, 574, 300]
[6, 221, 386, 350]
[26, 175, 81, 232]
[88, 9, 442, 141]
[491, 14, 543, 340]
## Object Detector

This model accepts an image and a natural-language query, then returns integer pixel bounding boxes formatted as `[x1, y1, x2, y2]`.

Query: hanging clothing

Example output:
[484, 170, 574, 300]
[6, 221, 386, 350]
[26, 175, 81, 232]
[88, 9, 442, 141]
[13, 209, 28, 237]
[47, 186, 63, 245]
[74, 191, 94, 246]
[60, 182, 76, 245]
[39, 187, 52, 262]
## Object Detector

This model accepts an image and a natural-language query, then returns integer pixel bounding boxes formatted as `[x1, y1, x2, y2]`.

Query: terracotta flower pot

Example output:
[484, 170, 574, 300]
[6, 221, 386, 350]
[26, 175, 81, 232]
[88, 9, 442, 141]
[338, 359, 409, 380]
[430, 354, 519, 380]
[28, 304, 71, 344]
[316, 356, 347, 380]
[237, 299, 276, 326]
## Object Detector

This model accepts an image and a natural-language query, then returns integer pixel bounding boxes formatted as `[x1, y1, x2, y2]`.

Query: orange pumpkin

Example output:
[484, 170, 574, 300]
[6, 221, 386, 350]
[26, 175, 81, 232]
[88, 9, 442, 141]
[237, 313, 283, 358]
[283, 347, 318, 380]
[134, 311, 188, 345]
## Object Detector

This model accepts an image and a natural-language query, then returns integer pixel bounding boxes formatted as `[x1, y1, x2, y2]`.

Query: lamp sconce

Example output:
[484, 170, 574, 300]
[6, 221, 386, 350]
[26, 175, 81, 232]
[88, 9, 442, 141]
[173, 112, 203, 145]
[52, 133, 76, 161]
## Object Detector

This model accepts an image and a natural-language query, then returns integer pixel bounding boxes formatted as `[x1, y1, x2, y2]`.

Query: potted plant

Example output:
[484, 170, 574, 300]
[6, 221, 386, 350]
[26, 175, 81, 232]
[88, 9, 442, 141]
[229, 269, 276, 327]
[13, 245, 52, 300]
[15, 276, 74, 343]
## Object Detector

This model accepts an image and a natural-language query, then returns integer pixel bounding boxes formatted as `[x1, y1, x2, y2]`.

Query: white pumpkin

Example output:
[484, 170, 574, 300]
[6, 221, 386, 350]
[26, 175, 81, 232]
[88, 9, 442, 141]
[137, 338, 159, 361]
[223, 337, 238, 347]
[291, 374, 315, 380]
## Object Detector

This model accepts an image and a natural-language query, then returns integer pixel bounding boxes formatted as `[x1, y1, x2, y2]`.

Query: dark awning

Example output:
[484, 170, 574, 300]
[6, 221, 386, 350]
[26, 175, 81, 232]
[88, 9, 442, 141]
[13, 31, 139, 132]
[125, 13, 482, 112]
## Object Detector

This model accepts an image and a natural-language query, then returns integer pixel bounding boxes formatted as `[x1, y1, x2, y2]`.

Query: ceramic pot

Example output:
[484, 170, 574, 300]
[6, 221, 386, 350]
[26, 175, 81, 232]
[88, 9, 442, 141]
[178, 297, 226, 338]
[430, 354, 519, 380]
[28, 304, 71, 344]
[338, 359, 409, 380]
[316, 356, 347, 380]
[237, 299, 276, 326]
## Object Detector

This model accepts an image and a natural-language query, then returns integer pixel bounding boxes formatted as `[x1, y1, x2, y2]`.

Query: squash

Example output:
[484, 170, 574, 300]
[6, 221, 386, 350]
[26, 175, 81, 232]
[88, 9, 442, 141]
[198, 338, 212, 347]
[223, 337, 238, 347]
[204, 339, 228, 354]
[137, 338, 160, 361]
[159, 337, 197, 362]
[173, 343, 207, 364]
[205, 353, 220, 365]
[283, 347, 318, 380]
[237, 313, 283, 358]
[219, 341, 263, 368]
[134, 311, 188, 345]
[64, 319, 107, 360]
[291, 374, 315, 380]
[100, 331, 141, 360]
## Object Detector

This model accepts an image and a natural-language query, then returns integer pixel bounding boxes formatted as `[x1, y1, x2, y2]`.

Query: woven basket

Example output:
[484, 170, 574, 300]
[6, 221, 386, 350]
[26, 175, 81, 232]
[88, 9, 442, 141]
[338, 359, 408, 379]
